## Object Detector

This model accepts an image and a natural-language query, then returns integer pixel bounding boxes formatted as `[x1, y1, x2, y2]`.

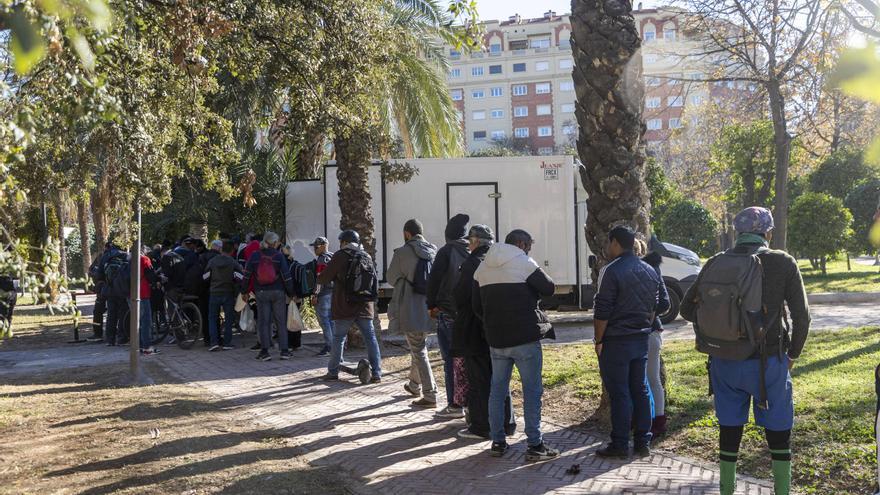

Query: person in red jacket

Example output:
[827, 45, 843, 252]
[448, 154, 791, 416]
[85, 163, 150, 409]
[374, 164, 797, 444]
[138, 247, 159, 355]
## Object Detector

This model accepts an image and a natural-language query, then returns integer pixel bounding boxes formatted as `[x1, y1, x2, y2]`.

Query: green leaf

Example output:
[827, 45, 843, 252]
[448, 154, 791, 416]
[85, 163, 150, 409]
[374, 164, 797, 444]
[82, 0, 112, 30]
[829, 43, 880, 104]
[9, 9, 46, 75]
[67, 26, 95, 72]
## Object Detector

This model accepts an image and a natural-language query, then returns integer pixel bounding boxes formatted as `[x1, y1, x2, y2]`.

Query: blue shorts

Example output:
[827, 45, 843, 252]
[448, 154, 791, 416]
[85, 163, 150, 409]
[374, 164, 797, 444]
[710, 355, 793, 431]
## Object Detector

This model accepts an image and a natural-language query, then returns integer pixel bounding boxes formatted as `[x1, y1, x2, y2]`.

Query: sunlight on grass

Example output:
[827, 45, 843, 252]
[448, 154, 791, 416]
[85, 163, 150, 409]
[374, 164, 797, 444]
[799, 259, 880, 293]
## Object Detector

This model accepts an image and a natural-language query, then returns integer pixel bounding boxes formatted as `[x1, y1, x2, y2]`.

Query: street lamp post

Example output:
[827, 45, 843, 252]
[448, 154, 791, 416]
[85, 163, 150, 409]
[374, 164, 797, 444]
[126, 204, 152, 385]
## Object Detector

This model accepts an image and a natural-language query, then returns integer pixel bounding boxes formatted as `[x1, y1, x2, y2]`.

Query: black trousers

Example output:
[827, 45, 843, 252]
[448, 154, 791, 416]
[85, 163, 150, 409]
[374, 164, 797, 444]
[91, 288, 107, 338]
[466, 351, 515, 437]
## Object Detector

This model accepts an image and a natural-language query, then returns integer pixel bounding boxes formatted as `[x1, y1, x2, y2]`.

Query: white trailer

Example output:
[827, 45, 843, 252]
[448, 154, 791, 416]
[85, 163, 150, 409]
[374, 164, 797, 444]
[285, 155, 699, 318]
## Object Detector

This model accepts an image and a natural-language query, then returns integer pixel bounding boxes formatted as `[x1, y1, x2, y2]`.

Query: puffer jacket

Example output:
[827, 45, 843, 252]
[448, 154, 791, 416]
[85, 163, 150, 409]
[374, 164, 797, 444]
[473, 243, 555, 349]
[387, 235, 437, 333]
[593, 252, 662, 339]
[452, 244, 490, 356]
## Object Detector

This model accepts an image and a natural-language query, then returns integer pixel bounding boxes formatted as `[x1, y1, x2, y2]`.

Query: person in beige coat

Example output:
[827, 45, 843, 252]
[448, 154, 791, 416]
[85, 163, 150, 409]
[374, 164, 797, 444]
[387, 219, 439, 407]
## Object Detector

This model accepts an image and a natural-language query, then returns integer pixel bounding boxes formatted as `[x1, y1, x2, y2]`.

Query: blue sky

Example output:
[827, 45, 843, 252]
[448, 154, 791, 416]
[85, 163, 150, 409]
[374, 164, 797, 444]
[473, 0, 661, 21]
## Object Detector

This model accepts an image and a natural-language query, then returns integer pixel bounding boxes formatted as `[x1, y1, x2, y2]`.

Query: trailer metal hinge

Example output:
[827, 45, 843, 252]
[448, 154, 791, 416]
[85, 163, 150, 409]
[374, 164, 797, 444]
[488, 192, 502, 199]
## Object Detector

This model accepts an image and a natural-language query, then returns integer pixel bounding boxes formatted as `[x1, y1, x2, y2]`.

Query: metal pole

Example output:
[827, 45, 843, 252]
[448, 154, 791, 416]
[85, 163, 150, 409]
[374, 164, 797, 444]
[128, 204, 149, 385]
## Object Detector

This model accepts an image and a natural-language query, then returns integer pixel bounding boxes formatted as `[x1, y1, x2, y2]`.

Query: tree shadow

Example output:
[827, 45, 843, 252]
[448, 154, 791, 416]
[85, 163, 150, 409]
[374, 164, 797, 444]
[791, 339, 880, 378]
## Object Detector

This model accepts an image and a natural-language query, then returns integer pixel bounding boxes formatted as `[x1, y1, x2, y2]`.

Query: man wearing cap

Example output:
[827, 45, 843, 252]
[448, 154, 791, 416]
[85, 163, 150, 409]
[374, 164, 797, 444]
[681, 207, 810, 495]
[592, 226, 665, 459]
[310, 236, 335, 357]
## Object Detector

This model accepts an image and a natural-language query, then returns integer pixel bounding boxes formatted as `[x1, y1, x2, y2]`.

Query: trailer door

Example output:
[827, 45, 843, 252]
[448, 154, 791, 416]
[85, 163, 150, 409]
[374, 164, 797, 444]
[447, 182, 499, 236]
[285, 180, 325, 264]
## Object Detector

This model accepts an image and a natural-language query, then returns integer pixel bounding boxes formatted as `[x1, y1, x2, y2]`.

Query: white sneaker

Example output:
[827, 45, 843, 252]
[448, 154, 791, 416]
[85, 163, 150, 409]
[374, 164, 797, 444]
[457, 428, 489, 440]
[436, 406, 465, 419]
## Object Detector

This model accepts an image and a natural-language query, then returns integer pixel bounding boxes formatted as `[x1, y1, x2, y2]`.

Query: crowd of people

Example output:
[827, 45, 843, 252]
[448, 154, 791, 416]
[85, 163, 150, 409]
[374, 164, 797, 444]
[83, 205, 809, 494]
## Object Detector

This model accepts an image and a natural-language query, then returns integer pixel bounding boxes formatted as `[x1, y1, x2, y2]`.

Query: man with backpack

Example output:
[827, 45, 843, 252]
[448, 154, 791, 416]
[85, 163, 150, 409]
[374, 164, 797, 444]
[204, 240, 243, 351]
[681, 207, 810, 495]
[310, 237, 335, 357]
[241, 231, 294, 362]
[427, 214, 471, 419]
[317, 230, 382, 383]
[387, 219, 439, 407]
[473, 229, 559, 461]
[101, 244, 129, 346]
[592, 226, 665, 459]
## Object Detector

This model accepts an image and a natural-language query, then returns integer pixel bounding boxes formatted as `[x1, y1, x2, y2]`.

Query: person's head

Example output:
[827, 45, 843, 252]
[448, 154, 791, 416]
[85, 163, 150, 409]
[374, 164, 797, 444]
[261, 231, 280, 249]
[282, 244, 292, 257]
[403, 219, 423, 241]
[152, 243, 161, 252]
[222, 240, 235, 255]
[445, 213, 470, 242]
[310, 236, 329, 256]
[467, 224, 495, 251]
[505, 229, 534, 255]
[141, 244, 151, 256]
[244, 232, 255, 243]
[608, 226, 636, 259]
[733, 206, 774, 242]
[193, 239, 207, 253]
[339, 229, 360, 247]
[210, 239, 223, 252]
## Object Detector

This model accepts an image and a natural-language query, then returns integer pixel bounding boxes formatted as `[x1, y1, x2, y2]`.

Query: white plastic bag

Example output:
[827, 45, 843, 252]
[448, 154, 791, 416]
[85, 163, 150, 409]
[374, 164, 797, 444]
[287, 303, 305, 332]
[234, 294, 247, 312]
[239, 304, 256, 333]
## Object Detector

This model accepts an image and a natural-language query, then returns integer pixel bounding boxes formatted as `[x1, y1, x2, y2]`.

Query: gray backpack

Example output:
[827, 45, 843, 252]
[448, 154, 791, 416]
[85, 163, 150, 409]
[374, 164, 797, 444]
[692, 247, 768, 360]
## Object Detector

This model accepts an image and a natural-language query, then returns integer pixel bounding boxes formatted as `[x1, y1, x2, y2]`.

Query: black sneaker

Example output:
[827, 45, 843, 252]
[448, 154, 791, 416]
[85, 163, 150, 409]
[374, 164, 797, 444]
[250, 343, 262, 351]
[316, 348, 330, 357]
[490, 441, 509, 457]
[320, 373, 339, 381]
[370, 376, 382, 384]
[634, 444, 651, 458]
[595, 443, 629, 459]
[526, 443, 560, 462]
[256, 351, 271, 362]
[208, 345, 221, 352]
[280, 351, 292, 360]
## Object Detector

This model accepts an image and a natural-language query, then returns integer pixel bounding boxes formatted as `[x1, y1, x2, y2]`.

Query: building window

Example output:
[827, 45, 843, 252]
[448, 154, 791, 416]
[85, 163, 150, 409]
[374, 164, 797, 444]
[559, 59, 573, 70]
[669, 117, 682, 129]
[530, 38, 551, 49]
[514, 106, 529, 117]
[563, 124, 576, 135]
[646, 97, 661, 109]
[450, 89, 463, 101]
[669, 76, 682, 85]
[473, 130, 487, 141]
[510, 39, 529, 50]
[688, 72, 703, 81]
[536, 82, 551, 94]
[537, 104, 552, 115]
[559, 39, 571, 49]
[667, 96, 683, 107]
[538, 126, 553, 137]
[646, 77, 661, 86]
[490, 109, 504, 119]
[689, 94, 703, 105]
[535, 61, 549, 71]
[559, 81, 574, 91]
[664, 28, 677, 41]
[644, 29, 656, 42]
[513, 62, 526, 73]
[450, 49, 461, 59]
[490, 43, 502, 54]
[491, 130, 506, 140]
[472, 110, 486, 120]
[647, 119, 663, 130]
[512, 84, 528, 96]
[645, 54, 658, 64]
[538, 147, 554, 155]
[562, 103, 575, 113]
[472, 66, 484, 76]
[449, 68, 461, 78]
[489, 64, 503, 74]
[514, 127, 529, 138]
[490, 86, 503, 97]
[472, 89, 485, 99]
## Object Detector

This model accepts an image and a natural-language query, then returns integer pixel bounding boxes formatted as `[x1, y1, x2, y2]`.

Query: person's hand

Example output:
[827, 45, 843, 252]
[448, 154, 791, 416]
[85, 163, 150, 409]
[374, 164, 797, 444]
[788, 357, 795, 370]
[429, 307, 440, 319]
[594, 343, 603, 357]
[310, 295, 317, 306]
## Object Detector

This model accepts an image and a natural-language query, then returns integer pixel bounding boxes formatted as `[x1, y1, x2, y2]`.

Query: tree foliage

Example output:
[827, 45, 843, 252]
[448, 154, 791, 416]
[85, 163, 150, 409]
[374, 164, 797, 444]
[710, 121, 776, 210]
[789, 192, 853, 273]
[809, 147, 878, 199]
[654, 199, 719, 257]
[844, 179, 880, 255]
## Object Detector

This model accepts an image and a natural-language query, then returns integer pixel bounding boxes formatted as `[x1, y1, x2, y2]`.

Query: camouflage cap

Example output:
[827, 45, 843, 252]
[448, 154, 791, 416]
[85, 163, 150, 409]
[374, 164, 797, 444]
[733, 206, 774, 234]
[468, 224, 495, 241]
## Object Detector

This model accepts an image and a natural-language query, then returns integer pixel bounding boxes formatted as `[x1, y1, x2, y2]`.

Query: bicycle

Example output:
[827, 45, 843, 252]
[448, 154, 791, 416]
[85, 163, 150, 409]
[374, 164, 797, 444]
[120, 295, 202, 349]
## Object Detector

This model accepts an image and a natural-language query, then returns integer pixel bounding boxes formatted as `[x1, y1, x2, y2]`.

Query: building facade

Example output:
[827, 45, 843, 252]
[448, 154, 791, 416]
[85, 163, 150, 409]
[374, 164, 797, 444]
[447, 7, 745, 154]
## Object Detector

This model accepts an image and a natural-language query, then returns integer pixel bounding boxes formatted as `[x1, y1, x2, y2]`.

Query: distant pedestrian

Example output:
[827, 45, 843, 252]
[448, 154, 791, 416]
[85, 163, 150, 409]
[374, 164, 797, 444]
[87, 242, 113, 342]
[241, 231, 294, 362]
[387, 219, 439, 408]
[681, 207, 810, 495]
[473, 229, 559, 461]
[427, 213, 471, 419]
[204, 240, 243, 351]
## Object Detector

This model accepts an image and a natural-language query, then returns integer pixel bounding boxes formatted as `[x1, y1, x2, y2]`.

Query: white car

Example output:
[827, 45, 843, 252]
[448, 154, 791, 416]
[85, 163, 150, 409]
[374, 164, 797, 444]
[649, 237, 701, 323]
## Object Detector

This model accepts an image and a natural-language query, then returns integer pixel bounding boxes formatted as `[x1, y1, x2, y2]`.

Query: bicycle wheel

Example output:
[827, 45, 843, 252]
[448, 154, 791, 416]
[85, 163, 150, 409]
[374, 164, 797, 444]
[119, 309, 131, 345]
[150, 310, 169, 346]
[175, 302, 203, 350]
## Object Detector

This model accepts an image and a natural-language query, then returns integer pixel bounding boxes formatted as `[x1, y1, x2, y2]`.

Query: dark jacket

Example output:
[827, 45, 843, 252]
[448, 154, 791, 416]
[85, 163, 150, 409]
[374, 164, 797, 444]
[204, 254, 243, 295]
[161, 250, 187, 291]
[681, 242, 811, 359]
[387, 235, 437, 334]
[593, 252, 662, 340]
[453, 244, 490, 356]
[427, 239, 470, 317]
[174, 246, 199, 270]
[241, 248, 293, 294]
[473, 243, 556, 349]
[642, 252, 670, 332]
[97, 248, 127, 297]
[316, 244, 375, 320]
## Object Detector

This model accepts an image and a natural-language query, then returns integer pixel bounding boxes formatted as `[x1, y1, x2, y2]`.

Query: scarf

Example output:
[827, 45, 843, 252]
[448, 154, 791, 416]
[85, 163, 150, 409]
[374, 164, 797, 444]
[735, 233, 768, 247]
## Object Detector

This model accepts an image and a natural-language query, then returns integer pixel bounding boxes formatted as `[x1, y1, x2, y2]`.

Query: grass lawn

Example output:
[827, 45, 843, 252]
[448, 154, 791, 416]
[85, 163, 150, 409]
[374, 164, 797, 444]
[512, 327, 880, 495]
[798, 258, 880, 294]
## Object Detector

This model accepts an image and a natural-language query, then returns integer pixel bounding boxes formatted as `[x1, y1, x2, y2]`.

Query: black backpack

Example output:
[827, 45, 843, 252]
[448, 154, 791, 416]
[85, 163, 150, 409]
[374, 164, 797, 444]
[103, 253, 127, 285]
[408, 245, 432, 295]
[343, 248, 379, 303]
[111, 260, 132, 297]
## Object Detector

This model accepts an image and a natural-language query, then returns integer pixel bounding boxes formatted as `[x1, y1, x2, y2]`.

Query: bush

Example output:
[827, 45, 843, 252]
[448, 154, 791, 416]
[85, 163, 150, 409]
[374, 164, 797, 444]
[844, 179, 880, 255]
[654, 198, 719, 257]
[789, 192, 853, 274]
[810, 148, 878, 199]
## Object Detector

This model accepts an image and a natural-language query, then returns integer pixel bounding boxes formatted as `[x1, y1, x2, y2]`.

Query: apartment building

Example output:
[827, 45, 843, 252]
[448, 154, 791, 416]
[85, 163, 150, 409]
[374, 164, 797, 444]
[447, 7, 748, 154]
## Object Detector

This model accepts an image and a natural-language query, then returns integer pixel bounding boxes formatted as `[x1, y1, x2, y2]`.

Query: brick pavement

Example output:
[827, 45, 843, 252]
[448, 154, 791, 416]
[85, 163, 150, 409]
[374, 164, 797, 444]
[153, 343, 775, 495]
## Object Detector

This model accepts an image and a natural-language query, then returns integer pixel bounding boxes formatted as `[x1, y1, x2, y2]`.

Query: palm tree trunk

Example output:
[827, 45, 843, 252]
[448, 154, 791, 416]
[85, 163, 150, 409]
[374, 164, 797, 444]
[298, 130, 326, 179]
[77, 197, 92, 286]
[92, 175, 112, 249]
[572, 0, 651, 426]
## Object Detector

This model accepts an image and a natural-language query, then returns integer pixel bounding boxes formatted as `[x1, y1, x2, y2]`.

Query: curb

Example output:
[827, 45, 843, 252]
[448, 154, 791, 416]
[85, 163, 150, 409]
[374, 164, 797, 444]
[806, 291, 880, 304]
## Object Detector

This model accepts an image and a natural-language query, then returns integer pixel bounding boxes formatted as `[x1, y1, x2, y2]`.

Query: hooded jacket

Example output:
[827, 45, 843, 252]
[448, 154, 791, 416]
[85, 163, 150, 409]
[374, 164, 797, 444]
[452, 244, 490, 356]
[472, 243, 555, 349]
[387, 234, 437, 333]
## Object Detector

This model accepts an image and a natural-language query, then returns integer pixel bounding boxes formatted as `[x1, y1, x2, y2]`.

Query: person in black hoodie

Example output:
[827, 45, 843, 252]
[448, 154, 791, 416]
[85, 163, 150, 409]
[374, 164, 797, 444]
[453, 225, 516, 441]
[427, 213, 471, 419]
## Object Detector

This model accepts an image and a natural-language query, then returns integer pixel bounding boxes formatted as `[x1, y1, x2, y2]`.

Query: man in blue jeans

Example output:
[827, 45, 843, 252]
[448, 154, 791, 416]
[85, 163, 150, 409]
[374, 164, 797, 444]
[593, 226, 665, 458]
[473, 229, 559, 462]
[204, 240, 243, 351]
[310, 237, 336, 358]
[241, 231, 294, 362]
[317, 230, 382, 383]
